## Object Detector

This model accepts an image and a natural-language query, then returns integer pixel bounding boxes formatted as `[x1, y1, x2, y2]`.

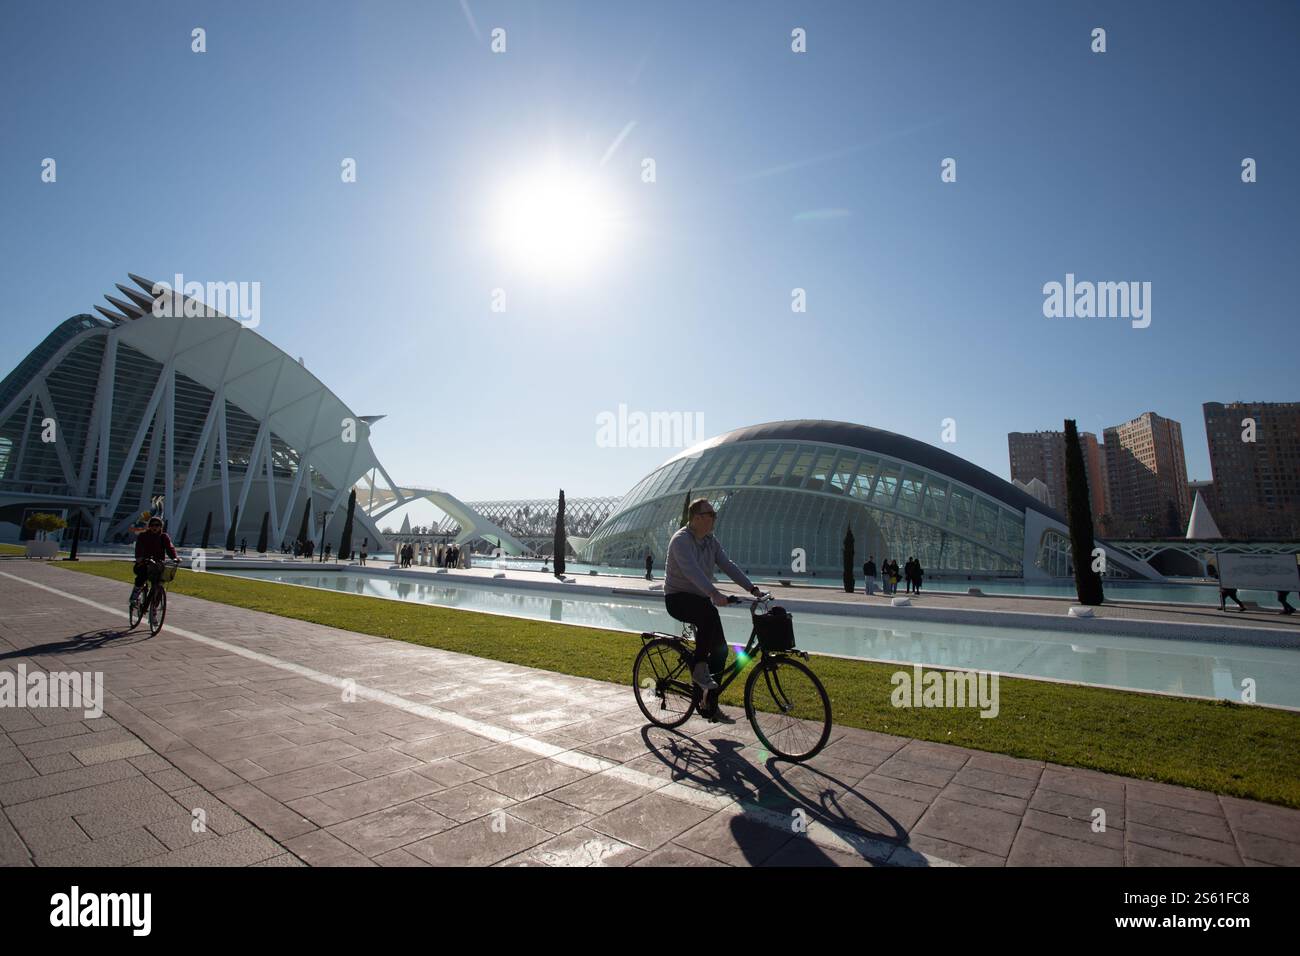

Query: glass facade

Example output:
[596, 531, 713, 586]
[582, 436, 1030, 575]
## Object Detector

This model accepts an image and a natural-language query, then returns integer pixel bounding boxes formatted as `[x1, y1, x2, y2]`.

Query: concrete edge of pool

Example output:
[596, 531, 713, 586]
[193, 558, 1300, 651]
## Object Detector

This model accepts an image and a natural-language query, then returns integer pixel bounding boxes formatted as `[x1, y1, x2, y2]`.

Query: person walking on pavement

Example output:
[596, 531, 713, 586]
[1209, 561, 1246, 611]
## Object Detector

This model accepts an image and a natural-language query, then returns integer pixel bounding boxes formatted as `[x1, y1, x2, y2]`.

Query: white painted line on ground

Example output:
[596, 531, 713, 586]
[1, 569, 951, 867]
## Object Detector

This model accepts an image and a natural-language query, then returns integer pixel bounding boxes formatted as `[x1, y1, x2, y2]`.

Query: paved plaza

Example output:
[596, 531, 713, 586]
[1, 561, 1297, 867]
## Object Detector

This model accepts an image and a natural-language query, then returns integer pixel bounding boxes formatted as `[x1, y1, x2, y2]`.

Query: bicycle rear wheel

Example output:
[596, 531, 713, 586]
[633, 638, 697, 728]
[744, 656, 831, 761]
[148, 588, 167, 636]
[128, 586, 146, 630]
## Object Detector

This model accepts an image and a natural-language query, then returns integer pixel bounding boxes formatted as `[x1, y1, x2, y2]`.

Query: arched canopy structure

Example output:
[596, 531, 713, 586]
[0, 275, 387, 550]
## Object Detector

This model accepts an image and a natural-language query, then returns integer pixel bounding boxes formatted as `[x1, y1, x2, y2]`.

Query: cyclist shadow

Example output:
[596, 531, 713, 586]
[0, 626, 154, 661]
[640, 725, 929, 867]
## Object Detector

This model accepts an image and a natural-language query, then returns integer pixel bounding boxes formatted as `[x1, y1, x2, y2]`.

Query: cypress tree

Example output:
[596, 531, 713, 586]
[225, 506, 239, 552]
[257, 511, 269, 553]
[553, 490, 567, 578]
[842, 525, 855, 593]
[297, 499, 312, 549]
[66, 511, 82, 561]
[201, 511, 212, 550]
[179, 524, 188, 548]
[1064, 419, 1104, 605]
[338, 489, 357, 561]
[679, 490, 692, 529]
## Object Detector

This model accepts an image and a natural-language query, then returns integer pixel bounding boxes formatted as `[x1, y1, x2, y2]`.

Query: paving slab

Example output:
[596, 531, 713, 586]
[1, 561, 1297, 868]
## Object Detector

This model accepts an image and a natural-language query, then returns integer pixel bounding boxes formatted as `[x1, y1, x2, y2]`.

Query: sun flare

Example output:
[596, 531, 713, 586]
[491, 164, 619, 278]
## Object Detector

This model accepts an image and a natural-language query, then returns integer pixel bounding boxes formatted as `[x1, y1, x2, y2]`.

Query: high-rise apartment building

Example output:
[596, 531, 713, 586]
[1102, 412, 1190, 536]
[1008, 429, 1109, 519]
[1203, 401, 1300, 538]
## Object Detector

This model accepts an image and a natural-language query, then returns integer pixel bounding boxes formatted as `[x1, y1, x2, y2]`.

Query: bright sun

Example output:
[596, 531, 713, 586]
[491, 164, 619, 278]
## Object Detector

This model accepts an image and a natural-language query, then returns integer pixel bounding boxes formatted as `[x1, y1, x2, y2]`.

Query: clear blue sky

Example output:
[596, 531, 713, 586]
[3, 1, 1296, 526]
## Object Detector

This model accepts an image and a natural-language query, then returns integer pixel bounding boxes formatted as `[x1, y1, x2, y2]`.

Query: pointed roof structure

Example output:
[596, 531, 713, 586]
[1185, 490, 1222, 539]
[399, 514, 412, 535]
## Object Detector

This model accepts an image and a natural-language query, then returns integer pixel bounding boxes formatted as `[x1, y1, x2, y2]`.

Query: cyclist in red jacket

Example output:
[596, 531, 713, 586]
[130, 516, 178, 607]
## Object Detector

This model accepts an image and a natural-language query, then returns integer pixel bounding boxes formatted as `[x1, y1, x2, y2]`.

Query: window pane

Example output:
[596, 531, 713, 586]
[872, 463, 900, 506]
[731, 447, 762, 486]
[747, 445, 778, 485]
[766, 445, 796, 485]
[829, 453, 858, 494]
[948, 487, 973, 530]
[850, 456, 877, 499]
[806, 450, 837, 492]
[785, 446, 815, 488]
[898, 468, 925, 515]
[973, 497, 999, 543]
[922, 479, 948, 522]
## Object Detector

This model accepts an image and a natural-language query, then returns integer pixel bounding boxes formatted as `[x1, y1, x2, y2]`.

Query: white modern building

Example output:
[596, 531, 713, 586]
[0, 274, 393, 550]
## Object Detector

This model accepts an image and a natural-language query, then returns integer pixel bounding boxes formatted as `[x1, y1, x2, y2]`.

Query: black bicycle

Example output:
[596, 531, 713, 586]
[128, 558, 178, 636]
[633, 592, 832, 761]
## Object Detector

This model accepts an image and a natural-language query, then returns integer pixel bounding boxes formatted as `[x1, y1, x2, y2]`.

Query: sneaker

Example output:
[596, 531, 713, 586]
[708, 707, 736, 724]
[692, 662, 719, 691]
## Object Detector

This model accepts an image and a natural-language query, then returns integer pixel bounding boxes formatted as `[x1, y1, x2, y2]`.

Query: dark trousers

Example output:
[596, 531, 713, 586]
[664, 592, 728, 679]
[1220, 588, 1245, 610]
[132, 560, 160, 590]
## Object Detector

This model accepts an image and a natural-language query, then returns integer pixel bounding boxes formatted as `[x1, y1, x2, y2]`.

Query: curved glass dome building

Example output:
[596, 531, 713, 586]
[581, 420, 1157, 580]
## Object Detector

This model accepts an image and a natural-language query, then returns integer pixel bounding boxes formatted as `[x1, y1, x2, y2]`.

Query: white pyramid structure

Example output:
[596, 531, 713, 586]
[399, 514, 412, 535]
[1185, 490, 1222, 540]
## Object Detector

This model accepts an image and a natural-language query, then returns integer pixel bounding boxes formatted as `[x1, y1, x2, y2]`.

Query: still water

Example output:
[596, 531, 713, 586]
[221, 568, 1300, 708]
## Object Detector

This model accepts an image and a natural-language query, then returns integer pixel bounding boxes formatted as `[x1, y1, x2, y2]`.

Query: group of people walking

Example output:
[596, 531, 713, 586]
[398, 542, 467, 569]
[1209, 561, 1296, 615]
[861, 555, 924, 595]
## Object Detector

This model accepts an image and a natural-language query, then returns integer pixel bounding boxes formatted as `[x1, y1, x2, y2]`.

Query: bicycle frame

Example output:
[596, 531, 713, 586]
[638, 604, 803, 697]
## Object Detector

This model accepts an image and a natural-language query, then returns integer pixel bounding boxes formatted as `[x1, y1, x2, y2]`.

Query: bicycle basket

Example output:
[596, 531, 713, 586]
[159, 562, 179, 583]
[754, 606, 795, 652]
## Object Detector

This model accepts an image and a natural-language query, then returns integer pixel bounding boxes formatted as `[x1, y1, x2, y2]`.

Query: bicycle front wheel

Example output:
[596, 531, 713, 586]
[148, 588, 167, 636]
[744, 656, 831, 761]
[633, 638, 697, 728]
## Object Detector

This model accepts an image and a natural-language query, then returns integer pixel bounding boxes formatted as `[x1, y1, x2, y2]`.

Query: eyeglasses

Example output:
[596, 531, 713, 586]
[695, 511, 717, 518]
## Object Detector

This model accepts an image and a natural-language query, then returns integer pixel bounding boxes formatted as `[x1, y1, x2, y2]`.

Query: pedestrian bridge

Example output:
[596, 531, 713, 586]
[352, 472, 530, 556]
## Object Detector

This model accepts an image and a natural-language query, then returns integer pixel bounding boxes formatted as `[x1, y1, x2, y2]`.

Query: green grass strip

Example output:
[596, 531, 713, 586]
[57, 560, 1300, 808]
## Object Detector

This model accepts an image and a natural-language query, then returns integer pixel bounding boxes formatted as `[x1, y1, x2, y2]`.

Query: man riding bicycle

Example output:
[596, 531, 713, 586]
[130, 516, 178, 609]
[664, 498, 763, 720]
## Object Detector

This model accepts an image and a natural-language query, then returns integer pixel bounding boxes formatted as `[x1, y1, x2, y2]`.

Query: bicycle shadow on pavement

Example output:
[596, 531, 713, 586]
[0, 626, 154, 662]
[640, 724, 930, 867]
